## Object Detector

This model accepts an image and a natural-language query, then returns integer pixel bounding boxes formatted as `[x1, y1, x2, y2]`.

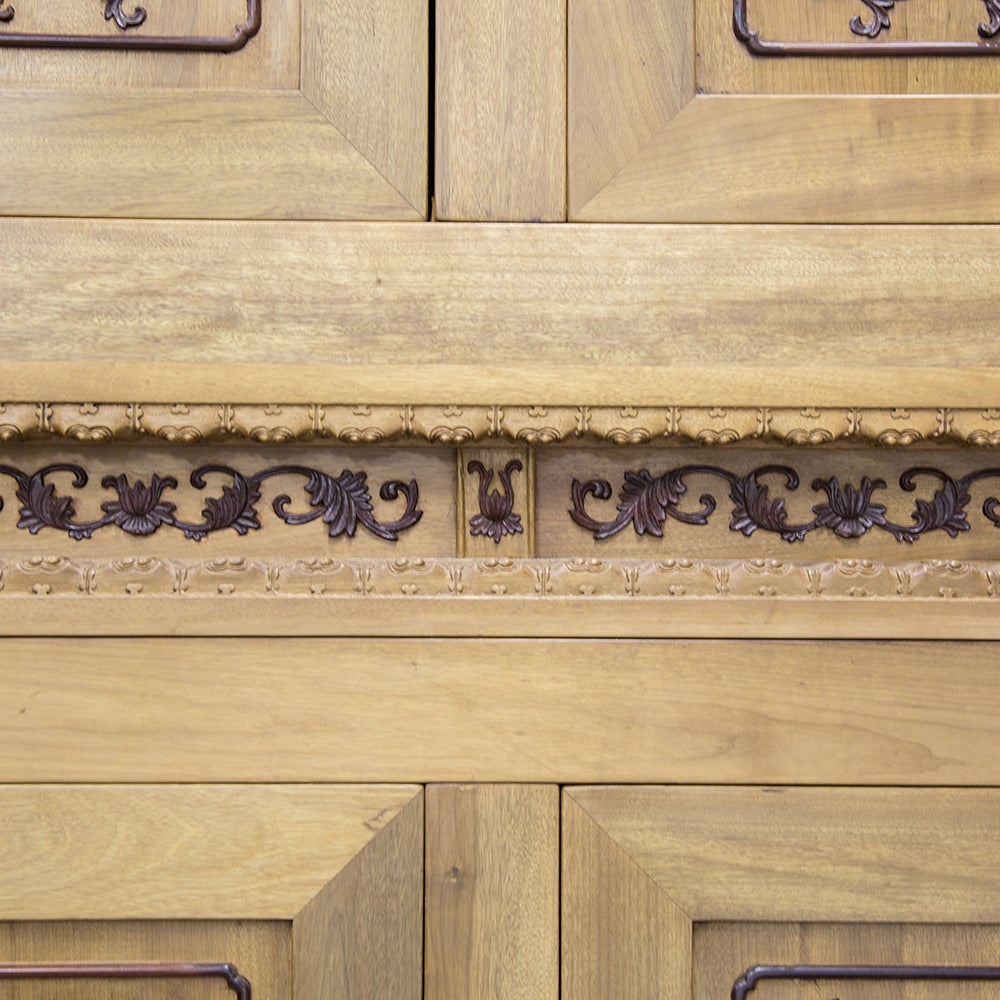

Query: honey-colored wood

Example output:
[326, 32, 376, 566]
[694, 923, 1000, 1000]
[0, 2, 426, 218]
[0, 922, 290, 1000]
[570, 0, 1000, 220]
[4, 640, 1000, 783]
[292, 790, 422, 1000]
[4, 220, 1000, 405]
[0, 785, 421, 919]
[425, 785, 559, 1000]
[436, 0, 565, 220]
[563, 792, 692, 1000]
[566, 787, 1000, 922]
[457, 446, 533, 557]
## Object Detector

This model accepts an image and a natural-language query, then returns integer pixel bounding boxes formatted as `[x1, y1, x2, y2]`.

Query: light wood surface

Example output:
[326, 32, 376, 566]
[0, 785, 420, 919]
[563, 793, 691, 1000]
[566, 787, 1000, 922]
[570, 0, 1000, 220]
[4, 220, 1000, 405]
[695, 923, 1000, 1000]
[425, 785, 559, 1000]
[436, 0, 565, 220]
[0, 1, 425, 218]
[0, 921, 290, 1000]
[4, 640, 1000, 783]
[293, 790, 422, 1000]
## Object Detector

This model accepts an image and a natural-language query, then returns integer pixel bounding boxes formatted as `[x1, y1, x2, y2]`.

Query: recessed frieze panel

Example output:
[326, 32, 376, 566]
[0, 0, 259, 51]
[735, 0, 1000, 55]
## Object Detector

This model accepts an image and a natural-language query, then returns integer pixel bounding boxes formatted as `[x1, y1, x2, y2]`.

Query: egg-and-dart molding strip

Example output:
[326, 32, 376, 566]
[4, 404, 1000, 447]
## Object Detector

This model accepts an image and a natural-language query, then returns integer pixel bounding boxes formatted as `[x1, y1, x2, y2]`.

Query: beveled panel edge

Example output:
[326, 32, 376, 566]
[4, 404, 1000, 447]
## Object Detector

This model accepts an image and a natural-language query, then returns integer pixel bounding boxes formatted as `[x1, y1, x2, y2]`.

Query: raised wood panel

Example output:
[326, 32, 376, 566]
[0, 2, 426, 218]
[564, 787, 1000, 1000]
[3, 640, 1000, 783]
[570, 0, 1000, 220]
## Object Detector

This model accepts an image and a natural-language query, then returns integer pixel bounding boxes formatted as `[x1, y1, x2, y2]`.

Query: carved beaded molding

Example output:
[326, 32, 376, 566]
[4, 404, 1000, 447]
[2, 557, 998, 601]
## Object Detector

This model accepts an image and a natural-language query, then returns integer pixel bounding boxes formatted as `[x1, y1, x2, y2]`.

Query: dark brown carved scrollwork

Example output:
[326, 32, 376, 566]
[733, 964, 1000, 1000]
[980, 0, 1000, 36]
[468, 460, 524, 544]
[0, 463, 421, 542]
[734, 0, 1000, 54]
[850, 0, 897, 38]
[0, 963, 250, 1000]
[105, 0, 146, 30]
[0, 0, 260, 51]
[570, 465, 1000, 544]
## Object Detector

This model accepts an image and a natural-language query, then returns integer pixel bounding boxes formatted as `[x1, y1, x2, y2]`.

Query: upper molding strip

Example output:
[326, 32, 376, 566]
[0, 0, 260, 51]
[734, 0, 1000, 55]
[4, 404, 1000, 448]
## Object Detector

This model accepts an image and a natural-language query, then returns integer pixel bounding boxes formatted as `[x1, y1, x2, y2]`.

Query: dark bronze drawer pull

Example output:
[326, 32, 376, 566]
[734, 965, 1000, 1000]
[0, 963, 250, 1000]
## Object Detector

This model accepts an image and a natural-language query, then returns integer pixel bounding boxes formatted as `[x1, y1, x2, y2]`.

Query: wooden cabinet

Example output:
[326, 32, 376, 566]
[0, 0, 428, 219]
[2, 3, 1000, 998]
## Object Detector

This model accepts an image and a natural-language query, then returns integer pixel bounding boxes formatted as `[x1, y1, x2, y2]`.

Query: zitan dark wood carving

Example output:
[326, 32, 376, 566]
[734, 0, 1000, 54]
[0, 963, 251, 1000]
[0, 463, 421, 542]
[0, 0, 260, 51]
[734, 965, 1000, 1000]
[571, 465, 1000, 543]
[467, 459, 524, 543]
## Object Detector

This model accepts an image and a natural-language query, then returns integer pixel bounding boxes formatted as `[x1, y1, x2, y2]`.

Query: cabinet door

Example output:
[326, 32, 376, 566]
[564, 786, 1000, 1000]
[0, 0, 427, 219]
[0, 786, 423, 1000]
[570, 0, 1000, 220]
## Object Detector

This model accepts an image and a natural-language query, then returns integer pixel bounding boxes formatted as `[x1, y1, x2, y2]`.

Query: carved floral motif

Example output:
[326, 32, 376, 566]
[571, 465, 1000, 544]
[0, 4, 13, 23]
[850, 0, 898, 38]
[980, 0, 1000, 36]
[467, 460, 524, 543]
[0, 464, 421, 542]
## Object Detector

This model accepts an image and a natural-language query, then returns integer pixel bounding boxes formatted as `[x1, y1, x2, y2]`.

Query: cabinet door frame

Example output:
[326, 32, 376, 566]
[563, 786, 1000, 1000]
[569, 0, 1000, 222]
[0, 0, 428, 220]
[0, 785, 423, 1000]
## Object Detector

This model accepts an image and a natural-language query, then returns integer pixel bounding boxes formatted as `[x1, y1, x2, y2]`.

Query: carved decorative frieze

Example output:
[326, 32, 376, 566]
[0, 0, 260, 51]
[571, 464, 1000, 543]
[735, 0, 1000, 54]
[0, 463, 421, 542]
[2, 556, 997, 601]
[5, 404, 1000, 447]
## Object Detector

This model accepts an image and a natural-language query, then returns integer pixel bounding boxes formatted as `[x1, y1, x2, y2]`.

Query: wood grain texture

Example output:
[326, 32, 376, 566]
[563, 792, 692, 1000]
[0, 922, 290, 1000]
[0, 785, 420, 919]
[293, 791, 422, 1000]
[4, 220, 1000, 405]
[301, 0, 427, 215]
[436, 0, 565, 220]
[569, 0, 1000, 220]
[567, 787, 1000, 922]
[425, 785, 559, 1000]
[4, 640, 1000, 783]
[0, 1, 425, 218]
[695, 923, 1000, 1000]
